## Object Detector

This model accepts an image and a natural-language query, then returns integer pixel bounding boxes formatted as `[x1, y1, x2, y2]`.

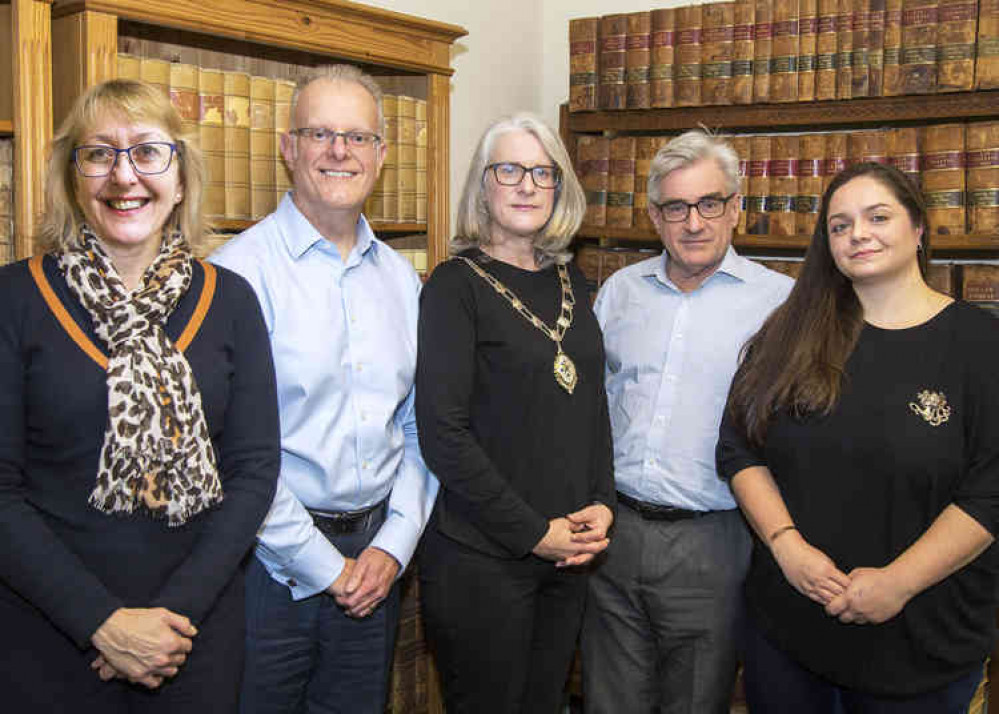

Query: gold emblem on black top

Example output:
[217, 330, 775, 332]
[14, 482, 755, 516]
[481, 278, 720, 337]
[909, 390, 951, 427]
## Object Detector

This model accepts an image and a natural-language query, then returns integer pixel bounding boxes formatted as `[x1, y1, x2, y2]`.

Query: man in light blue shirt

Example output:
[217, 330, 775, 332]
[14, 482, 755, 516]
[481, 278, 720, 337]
[211, 64, 437, 714]
[581, 131, 793, 714]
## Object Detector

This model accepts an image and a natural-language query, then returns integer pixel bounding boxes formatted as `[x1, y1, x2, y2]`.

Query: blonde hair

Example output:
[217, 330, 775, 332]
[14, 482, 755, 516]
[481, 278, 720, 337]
[36, 79, 208, 254]
[453, 113, 586, 266]
[290, 64, 385, 138]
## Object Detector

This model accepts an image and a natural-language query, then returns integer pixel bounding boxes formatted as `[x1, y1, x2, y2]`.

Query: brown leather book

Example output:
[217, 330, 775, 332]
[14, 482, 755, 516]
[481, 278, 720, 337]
[798, 0, 820, 100]
[198, 67, 226, 219]
[651, 9, 677, 107]
[848, 129, 889, 165]
[976, 0, 999, 89]
[634, 136, 660, 233]
[733, 0, 757, 103]
[250, 75, 276, 220]
[797, 133, 826, 237]
[273, 78, 295, 207]
[702, 2, 736, 105]
[868, 0, 888, 94]
[851, 0, 871, 96]
[816, 0, 841, 98]
[936, 0, 978, 92]
[837, 0, 855, 97]
[223, 70, 252, 221]
[117, 53, 141, 81]
[757, 259, 805, 277]
[920, 123, 966, 235]
[599, 14, 628, 110]
[887, 126, 921, 188]
[626, 12, 653, 109]
[770, 134, 800, 235]
[140, 56, 171, 99]
[675, 5, 704, 106]
[962, 265, 999, 318]
[882, 0, 905, 94]
[569, 17, 600, 112]
[607, 137, 637, 228]
[966, 121, 999, 237]
[577, 135, 610, 226]
[900, 0, 939, 94]
[370, 94, 398, 222]
[925, 262, 955, 294]
[824, 131, 850, 190]
[575, 245, 603, 295]
[747, 135, 772, 234]
[729, 134, 752, 235]
[397, 95, 419, 222]
[772, 0, 801, 102]
[415, 99, 428, 225]
[754, 0, 775, 101]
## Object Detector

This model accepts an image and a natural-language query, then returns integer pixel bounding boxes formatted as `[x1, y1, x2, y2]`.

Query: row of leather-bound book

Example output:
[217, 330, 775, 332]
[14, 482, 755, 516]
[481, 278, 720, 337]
[575, 120, 999, 240]
[0, 138, 11, 266]
[569, 0, 999, 111]
[117, 49, 428, 226]
[575, 244, 999, 318]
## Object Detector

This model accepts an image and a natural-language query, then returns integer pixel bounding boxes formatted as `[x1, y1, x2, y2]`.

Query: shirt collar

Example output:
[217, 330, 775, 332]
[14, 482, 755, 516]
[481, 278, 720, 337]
[277, 193, 379, 263]
[642, 244, 750, 289]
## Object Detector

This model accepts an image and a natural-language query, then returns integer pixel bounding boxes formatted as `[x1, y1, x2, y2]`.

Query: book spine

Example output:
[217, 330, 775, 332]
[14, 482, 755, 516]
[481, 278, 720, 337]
[577, 135, 610, 226]
[0, 138, 11, 266]
[599, 14, 628, 110]
[117, 53, 141, 81]
[634, 136, 660, 232]
[936, 0, 978, 92]
[747, 135, 772, 234]
[849, 128, 889, 165]
[398, 96, 418, 223]
[733, 0, 757, 103]
[925, 262, 955, 295]
[868, 0, 888, 94]
[607, 137, 637, 227]
[650, 9, 677, 108]
[962, 265, 999, 311]
[900, 0, 939, 94]
[976, 0, 999, 89]
[415, 99, 428, 225]
[250, 76, 276, 220]
[198, 67, 226, 219]
[920, 123, 966, 235]
[881, 0, 906, 94]
[816, 0, 842, 98]
[675, 6, 704, 106]
[754, 0, 775, 101]
[139, 57, 171, 98]
[772, 0, 802, 102]
[797, 133, 826, 236]
[966, 121, 999, 236]
[569, 17, 600, 112]
[770, 135, 800, 235]
[837, 0, 855, 97]
[798, 0, 820, 100]
[852, 0, 871, 96]
[376, 94, 399, 222]
[702, 2, 736, 106]
[626, 12, 653, 109]
[223, 70, 252, 220]
[824, 131, 850, 190]
[273, 78, 295, 207]
[887, 126, 922, 188]
[729, 134, 752, 235]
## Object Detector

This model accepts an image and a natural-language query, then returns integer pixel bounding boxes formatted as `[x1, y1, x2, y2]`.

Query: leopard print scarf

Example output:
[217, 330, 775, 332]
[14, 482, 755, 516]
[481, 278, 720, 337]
[58, 226, 222, 526]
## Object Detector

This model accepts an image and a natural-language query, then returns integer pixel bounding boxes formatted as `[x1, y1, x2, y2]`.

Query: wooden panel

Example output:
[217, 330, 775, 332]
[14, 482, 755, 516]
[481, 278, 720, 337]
[565, 89, 999, 133]
[12, 0, 52, 259]
[53, 0, 466, 75]
[425, 72, 449, 272]
[0, 4, 12, 123]
[52, 8, 116, 129]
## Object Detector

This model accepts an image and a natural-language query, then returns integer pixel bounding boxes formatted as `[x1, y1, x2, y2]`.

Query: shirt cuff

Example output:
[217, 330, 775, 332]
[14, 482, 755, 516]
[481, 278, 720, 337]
[257, 527, 346, 601]
[368, 511, 422, 576]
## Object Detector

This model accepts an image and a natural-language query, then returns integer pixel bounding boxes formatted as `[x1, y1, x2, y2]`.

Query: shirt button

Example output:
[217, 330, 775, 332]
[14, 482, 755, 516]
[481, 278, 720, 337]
[287, 578, 297, 587]
[362, 461, 370, 470]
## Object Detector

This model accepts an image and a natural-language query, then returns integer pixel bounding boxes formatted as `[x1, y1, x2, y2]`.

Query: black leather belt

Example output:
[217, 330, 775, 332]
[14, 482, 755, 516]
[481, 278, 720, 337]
[616, 491, 710, 522]
[308, 499, 386, 537]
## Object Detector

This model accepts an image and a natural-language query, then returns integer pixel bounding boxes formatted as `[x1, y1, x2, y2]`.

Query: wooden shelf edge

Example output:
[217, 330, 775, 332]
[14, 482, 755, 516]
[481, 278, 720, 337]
[0, 119, 12, 135]
[212, 218, 427, 235]
[565, 90, 999, 133]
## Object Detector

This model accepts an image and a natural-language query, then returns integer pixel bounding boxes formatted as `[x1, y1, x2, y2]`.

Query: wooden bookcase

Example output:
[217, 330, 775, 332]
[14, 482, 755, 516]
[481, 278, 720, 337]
[5, 0, 466, 274]
[560, 90, 999, 259]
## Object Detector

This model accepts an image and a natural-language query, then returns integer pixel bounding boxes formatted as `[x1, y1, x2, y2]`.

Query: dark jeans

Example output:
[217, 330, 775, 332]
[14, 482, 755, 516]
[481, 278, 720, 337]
[743, 614, 983, 713]
[418, 525, 588, 714]
[240, 513, 400, 714]
[581, 506, 751, 714]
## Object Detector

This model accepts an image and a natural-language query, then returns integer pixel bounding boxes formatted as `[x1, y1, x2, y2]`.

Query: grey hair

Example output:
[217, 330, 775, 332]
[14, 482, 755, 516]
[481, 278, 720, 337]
[453, 112, 586, 266]
[648, 130, 741, 205]
[290, 64, 385, 138]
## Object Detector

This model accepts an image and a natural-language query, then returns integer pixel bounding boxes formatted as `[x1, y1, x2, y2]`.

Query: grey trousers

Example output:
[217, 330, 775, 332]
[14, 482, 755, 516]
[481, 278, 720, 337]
[581, 504, 751, 714]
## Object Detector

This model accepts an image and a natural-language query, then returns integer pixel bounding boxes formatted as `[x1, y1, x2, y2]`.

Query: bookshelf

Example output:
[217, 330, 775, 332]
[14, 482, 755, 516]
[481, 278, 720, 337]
[16, 0, 465, 276]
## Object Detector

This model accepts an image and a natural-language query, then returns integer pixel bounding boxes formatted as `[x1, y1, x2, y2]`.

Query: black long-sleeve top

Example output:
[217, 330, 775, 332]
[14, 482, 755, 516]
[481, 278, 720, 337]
[415, 249, 615, 559]
[717, 302, 999, 696]
[0, 255, 280, 649]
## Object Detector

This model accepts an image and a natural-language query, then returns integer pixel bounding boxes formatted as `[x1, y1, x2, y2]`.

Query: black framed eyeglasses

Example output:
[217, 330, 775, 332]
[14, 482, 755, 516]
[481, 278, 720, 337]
[290, 128, 382, 149]
[72, 142, 178, 177]
[653, 193, 737, 222]
[485, 162, 561, 189]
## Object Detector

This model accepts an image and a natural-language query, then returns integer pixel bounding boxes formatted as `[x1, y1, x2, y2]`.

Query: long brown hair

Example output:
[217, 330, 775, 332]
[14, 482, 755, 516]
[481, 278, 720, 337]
[726, 161, 930, 446]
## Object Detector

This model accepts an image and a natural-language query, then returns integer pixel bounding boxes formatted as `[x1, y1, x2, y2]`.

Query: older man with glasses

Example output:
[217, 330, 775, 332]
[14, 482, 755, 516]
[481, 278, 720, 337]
[581, 130, 793, 714]
[211, 65, 437, 714]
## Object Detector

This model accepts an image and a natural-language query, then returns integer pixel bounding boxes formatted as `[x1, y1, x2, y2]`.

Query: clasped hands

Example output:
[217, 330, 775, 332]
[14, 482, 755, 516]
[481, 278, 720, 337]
[771, 530, 912, 625]
[533, 503, 614, 567]
[90, 607, 197, 689]
[326, 546, 400, 619]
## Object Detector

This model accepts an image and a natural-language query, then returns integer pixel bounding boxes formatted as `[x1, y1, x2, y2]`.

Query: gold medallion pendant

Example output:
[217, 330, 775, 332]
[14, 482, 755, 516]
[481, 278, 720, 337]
[554, 350, 578, 394]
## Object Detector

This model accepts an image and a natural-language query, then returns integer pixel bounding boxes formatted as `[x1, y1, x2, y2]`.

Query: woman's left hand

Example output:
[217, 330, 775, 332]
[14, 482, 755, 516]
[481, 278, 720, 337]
[566, 503, 614, 543]
[824, 567, 911, 625]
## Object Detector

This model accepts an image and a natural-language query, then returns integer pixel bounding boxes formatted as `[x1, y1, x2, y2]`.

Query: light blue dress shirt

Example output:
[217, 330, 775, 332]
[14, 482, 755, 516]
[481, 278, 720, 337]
[594, 247, 792, 512]
[210, 194, 438, 600]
